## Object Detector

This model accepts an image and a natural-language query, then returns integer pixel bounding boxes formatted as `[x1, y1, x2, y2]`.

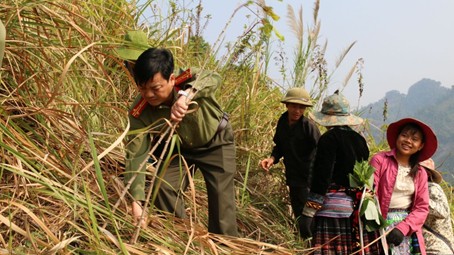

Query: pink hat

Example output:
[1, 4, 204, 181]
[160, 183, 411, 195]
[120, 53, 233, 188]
[419, 158, 443, 184]
[386, 118, 437, 162]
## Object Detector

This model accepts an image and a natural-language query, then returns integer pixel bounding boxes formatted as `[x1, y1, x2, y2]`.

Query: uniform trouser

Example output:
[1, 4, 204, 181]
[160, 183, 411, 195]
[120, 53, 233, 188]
[153, 123, 238, 236]
[288, 185, 309, 237]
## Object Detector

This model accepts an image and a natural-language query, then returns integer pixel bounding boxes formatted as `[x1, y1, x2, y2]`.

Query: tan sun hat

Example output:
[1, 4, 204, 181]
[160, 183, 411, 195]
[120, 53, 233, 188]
[280, 87, 313, 106]
[310, 90, 363, 127]
[115, 30, 150, 61]
[419, 158, 443, 184]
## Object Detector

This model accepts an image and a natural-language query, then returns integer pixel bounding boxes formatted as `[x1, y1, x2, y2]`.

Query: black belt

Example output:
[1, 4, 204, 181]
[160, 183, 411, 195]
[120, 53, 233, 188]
[216, 112, 229, 133]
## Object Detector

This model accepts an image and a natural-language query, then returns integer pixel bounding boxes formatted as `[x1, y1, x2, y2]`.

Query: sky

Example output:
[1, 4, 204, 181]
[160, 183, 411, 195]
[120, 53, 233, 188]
[150, 0, 454, 107]
[138, 0, 454, 179]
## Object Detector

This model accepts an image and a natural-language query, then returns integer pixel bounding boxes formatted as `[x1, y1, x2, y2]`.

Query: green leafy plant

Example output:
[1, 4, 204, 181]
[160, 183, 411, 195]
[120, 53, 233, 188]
[349, 161, 375, 189]
[349, 161, 387, 232]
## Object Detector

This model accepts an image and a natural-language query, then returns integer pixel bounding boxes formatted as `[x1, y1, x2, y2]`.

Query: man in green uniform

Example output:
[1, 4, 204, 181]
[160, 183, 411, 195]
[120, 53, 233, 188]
[123, 46, 238, 236]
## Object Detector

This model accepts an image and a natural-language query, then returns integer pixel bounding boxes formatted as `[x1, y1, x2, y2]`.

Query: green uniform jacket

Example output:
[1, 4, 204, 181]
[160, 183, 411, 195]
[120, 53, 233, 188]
[124, 68, 225, 200]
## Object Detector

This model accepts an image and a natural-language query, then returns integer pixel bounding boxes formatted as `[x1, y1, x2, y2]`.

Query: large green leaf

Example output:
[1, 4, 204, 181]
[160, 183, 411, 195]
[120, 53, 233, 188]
[360, 197, 389, 232]
[349, 174, 361, 188]
[363, 199, 380, 225]
[351, 161, 376, 189]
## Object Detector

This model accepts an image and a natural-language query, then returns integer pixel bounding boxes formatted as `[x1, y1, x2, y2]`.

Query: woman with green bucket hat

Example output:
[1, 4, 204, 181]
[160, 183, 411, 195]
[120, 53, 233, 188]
[260, 87, 321, 238]
[301, 90, 381, 254]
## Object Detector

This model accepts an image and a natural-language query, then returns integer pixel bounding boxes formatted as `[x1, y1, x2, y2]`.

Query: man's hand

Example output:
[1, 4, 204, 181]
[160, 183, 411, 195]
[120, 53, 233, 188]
[170, 94, 189, 122]
[260, 158, 274, 172]
[131, 201, 147, 228]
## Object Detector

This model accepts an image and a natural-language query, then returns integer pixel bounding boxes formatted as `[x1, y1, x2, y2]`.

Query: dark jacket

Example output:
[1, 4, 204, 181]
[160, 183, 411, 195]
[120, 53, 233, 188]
[271, 112, 320, 186]
[310, 126, 369, 196]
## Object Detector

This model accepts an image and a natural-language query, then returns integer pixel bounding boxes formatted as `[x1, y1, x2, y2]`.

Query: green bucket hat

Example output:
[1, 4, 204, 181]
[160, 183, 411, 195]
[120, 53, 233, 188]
[310, 90, 363, 126]
[116, 30, 150, 61]
[280, 87, 313, 106]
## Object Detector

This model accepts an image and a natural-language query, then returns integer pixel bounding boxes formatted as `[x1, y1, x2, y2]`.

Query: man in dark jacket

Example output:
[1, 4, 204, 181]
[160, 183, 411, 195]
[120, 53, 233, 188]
[260, 87, 320, 237]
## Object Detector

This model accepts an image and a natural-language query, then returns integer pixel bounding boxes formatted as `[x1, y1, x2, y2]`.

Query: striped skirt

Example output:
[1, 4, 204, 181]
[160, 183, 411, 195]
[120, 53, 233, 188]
[311, 191, 382, 255]
[311, 217, 382, 255]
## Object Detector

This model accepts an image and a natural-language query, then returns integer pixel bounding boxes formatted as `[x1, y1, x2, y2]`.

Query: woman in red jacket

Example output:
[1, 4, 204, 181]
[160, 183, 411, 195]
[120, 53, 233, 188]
[370, 118, 438, 255]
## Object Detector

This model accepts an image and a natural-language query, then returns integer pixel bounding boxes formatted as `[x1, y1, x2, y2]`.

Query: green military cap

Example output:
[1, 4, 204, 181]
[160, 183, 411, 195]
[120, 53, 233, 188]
[116, 30, 150, 61]
[281, 87, 314, 106]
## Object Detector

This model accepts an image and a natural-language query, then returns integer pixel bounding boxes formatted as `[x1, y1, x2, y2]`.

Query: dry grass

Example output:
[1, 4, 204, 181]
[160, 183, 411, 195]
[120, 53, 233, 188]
[0, 0, 307, 254]
[2, 0, 451, 254]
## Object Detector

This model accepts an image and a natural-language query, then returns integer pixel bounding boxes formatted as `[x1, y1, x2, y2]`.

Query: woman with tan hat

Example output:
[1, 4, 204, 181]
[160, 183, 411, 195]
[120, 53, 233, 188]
[300, 91, 381, 254]
[419, 158, 454, 255]
[259, 87, 321, 238]
[371, 118, 438, 255]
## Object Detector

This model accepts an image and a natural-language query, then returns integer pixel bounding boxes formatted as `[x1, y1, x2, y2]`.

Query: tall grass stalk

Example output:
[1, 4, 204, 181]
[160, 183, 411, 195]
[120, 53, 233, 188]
[0, 0, 320, 253]
[3, 0, 451, 254]
[239, 153, 252, 207]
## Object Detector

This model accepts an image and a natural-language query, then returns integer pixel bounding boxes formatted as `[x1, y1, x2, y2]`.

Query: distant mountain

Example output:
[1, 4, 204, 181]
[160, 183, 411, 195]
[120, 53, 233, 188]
[360, 78, 454, 184]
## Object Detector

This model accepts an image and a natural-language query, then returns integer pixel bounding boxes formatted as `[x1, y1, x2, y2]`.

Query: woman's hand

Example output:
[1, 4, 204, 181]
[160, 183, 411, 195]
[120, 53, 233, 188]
[386, 228, 404, 246]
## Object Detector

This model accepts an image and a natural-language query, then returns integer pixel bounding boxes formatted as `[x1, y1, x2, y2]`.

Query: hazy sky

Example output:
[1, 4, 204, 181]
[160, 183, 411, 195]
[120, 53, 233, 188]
[149, 0, 454, 106]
